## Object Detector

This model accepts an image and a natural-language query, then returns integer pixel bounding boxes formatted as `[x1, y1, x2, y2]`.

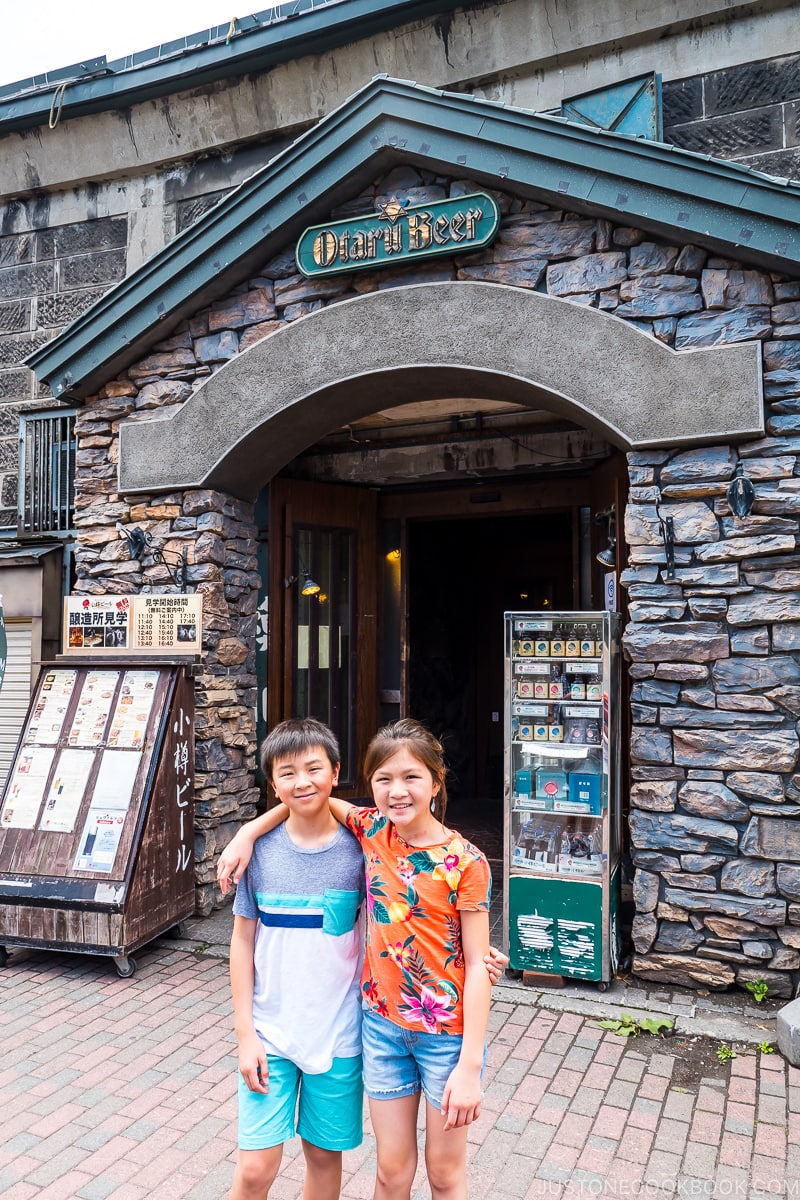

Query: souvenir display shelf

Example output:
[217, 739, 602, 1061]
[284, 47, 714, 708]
[503, 611, 621, 986]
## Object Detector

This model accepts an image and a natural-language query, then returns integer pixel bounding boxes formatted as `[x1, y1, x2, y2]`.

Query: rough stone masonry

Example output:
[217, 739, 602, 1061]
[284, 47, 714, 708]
[70, 163, 800, 996]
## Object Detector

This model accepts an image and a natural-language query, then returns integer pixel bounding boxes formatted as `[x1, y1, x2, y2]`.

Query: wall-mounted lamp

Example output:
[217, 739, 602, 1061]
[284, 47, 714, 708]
[727, 461, 755, 518]
[594, 506, 616, 568]
[285, 556, 320, 596]
[116, 522, 187, 590]
[656, 508, 676, 580]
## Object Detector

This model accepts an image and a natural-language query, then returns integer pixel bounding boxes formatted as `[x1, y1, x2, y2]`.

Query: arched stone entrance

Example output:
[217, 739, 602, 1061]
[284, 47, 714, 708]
[119, 281, 764, 499]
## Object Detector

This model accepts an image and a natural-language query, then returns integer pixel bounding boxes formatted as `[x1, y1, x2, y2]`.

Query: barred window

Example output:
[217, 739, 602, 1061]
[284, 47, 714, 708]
[18, 409, 77, 537]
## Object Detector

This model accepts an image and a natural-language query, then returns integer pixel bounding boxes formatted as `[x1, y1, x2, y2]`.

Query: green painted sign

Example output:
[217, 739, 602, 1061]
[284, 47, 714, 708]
[296, 192, 500, 278]
[508, 872, 604, 980]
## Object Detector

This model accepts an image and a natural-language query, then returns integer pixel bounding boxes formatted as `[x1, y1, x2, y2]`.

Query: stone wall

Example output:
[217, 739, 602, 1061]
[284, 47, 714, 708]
[623, 287, 800, 997]
[624, 424, 800, 998]
[0, 137, 289, 529]
[663, 50, 800, 179]
[68, 164, 800, 974]
[74, 380, 262, 914]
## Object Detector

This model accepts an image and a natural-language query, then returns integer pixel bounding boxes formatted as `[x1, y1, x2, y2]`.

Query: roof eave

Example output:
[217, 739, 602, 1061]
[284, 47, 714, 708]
[26, 76, 800, 400]
[0, 0, 465, 133]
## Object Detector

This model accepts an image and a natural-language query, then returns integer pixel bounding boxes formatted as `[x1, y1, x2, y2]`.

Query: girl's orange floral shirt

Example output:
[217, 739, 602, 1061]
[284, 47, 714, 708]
[344, 807, 492, 1035]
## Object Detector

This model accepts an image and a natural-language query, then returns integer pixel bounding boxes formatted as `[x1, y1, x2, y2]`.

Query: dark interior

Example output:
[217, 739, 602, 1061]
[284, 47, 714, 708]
[408, 511, 574, 853]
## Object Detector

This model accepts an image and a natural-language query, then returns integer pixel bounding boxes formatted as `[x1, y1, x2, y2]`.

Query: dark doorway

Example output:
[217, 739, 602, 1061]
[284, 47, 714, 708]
[408, 511, 574, 841]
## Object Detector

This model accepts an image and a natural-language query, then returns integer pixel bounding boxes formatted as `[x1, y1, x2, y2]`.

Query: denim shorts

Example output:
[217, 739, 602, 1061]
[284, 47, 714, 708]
[361, 1007, 484, 1110]
[238, 1053, 363, 1152]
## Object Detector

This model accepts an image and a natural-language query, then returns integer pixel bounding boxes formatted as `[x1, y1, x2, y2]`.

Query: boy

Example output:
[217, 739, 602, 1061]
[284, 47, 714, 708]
[227, 717, 364, 1200]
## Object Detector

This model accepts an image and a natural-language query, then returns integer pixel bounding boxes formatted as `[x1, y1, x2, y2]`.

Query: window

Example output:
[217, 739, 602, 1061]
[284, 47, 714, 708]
[18, 409, 77, 537]
[293, 526, 356, 783]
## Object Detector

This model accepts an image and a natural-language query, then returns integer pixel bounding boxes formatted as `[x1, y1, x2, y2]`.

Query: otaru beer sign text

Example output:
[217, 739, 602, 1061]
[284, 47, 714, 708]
[296, 193, 500, 277]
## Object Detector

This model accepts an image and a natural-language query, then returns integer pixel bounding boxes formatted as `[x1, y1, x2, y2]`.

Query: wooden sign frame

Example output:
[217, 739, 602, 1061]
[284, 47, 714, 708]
[0, 662, 195, 976]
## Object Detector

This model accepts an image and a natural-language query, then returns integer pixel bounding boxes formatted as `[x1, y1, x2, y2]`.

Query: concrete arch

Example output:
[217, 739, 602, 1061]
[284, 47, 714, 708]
[119, 282, 764, 500]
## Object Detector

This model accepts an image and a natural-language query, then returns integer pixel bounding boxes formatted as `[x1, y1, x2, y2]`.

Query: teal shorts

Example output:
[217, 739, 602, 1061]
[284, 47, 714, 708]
[238, 1053, 363, 1152]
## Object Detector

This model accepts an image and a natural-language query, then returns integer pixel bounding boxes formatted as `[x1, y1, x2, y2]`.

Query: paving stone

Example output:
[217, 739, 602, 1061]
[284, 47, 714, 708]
[682, 1139, 719, 1178]
[604, 1079, 638, 1109]
[0, 940, 794, 1197]
[654, 1117, 690, 1153]
[663, 1090, 696, 1122]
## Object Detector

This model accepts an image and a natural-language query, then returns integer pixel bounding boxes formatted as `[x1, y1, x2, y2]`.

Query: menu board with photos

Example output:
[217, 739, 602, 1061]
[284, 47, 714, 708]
[69, 671, 119, 746]
[63, 595, 202, 655]
[108, 671, 159, 748]
[27, 669, 77, 744]
[0, 663, 195, 975]
[1, 746, 57, 830]
[0, 666, 168, 864]
[39, 749, 95, 833]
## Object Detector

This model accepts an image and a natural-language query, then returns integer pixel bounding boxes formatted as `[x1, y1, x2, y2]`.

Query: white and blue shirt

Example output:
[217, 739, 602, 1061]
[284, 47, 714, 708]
[233, 822, 365, 1073]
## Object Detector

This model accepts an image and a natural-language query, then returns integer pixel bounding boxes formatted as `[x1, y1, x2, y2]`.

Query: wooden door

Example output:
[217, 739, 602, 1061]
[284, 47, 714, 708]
[268, 479, 377, 797]
[589, 450, 628, 606]
[589, 451, 631, 838]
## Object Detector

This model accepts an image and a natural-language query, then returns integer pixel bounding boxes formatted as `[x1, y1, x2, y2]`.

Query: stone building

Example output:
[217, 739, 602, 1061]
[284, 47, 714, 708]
[3, 0, 800, 994]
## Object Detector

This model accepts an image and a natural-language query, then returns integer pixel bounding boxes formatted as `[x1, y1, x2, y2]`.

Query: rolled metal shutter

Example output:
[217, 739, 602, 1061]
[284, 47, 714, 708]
[0, 620, 33, 795]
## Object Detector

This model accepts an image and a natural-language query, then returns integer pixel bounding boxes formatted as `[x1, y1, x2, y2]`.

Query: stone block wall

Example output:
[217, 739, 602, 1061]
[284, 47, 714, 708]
[622, 299, 800, 998]
[663, 51, 800, 180]
[0, 215, 128, 524]
[624, 422, 800, 998]
[68, 163, 800, 956]
[0, 135, 285, 530]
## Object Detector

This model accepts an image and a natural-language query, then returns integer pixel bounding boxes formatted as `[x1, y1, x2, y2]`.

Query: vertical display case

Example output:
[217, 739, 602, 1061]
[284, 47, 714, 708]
[503, 611, 621, 985]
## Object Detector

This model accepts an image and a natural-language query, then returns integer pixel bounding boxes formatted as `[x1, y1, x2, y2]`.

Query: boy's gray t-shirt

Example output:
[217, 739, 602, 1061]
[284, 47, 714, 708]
[233, 822, 365, 1073]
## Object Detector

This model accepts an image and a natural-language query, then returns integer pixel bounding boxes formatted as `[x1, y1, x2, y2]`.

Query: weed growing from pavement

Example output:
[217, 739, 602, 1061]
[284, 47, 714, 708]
[716, 1043, 737, 1063]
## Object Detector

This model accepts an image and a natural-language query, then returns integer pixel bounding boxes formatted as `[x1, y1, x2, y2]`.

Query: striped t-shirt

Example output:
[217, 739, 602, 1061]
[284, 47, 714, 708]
[233, 822, 365, 1073]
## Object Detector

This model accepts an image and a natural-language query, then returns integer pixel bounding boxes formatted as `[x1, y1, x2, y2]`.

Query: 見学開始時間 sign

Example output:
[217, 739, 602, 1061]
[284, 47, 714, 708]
[63, 595, 203, 655]
[296, 193, 500, 278]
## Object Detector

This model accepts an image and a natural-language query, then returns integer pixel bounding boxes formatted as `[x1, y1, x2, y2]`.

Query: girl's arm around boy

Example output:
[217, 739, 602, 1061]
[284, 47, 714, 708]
[218, 808, 509, 986]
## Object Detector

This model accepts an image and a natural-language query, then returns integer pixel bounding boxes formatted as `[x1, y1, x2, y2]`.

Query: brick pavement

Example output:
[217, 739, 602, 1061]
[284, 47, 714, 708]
[0, 940, 798, 1198]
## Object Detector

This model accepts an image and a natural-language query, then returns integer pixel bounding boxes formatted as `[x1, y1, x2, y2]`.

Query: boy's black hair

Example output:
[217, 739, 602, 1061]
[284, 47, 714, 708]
[260, 717, 341, 778]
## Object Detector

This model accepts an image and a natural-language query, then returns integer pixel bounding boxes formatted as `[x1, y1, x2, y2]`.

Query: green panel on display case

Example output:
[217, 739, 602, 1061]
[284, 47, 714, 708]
[508, 874, 603, 980]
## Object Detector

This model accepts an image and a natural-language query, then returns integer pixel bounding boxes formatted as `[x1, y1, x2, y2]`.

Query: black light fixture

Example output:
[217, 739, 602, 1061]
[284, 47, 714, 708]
[595, 506, 616, 568]
[656, 507, 676, 580]
[116, 522, 188, 591]
[285, 555, 321, 596]
[727, 461, 755, 518]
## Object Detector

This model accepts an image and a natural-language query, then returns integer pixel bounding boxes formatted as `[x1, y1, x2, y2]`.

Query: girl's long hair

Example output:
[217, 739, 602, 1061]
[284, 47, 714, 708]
[363, 718, 448, 823]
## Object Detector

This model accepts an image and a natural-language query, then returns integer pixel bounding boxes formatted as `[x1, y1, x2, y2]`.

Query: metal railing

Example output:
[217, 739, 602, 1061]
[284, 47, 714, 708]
[17, 409, 77, 537]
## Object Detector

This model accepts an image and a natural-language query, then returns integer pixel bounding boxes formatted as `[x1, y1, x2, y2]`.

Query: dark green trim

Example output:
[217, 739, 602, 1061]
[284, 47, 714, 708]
[27, 76, 800, 400]
[0, 1, 464, 132]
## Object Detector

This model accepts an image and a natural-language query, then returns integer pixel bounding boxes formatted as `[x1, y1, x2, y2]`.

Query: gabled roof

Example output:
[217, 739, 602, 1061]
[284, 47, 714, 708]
[28, 75, 800, 400]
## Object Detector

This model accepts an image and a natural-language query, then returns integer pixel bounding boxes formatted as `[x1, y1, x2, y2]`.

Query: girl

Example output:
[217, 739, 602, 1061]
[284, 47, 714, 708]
[219, 719, 494, 1200]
